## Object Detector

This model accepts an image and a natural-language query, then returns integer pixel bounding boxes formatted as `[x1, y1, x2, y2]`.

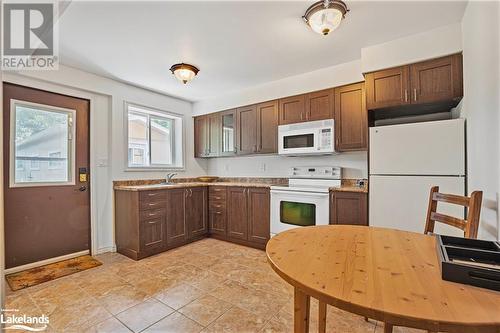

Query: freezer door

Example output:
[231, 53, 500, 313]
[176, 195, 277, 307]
[369, 175, 465, 236]
[369, 119, 465, 175]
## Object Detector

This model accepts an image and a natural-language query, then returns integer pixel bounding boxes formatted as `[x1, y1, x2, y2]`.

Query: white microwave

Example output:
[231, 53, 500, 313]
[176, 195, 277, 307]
[278, 119, 336, 156]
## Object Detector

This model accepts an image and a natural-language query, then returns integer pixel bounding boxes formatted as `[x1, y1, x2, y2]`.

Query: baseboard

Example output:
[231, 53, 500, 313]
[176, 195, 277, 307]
[95, 245, 117, 255]
[5, 250, 90, 275]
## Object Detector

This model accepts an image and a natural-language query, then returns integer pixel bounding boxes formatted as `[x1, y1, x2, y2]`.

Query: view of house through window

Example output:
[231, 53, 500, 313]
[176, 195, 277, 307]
[127, 104, 183, 168]
[11, 102, 74, 185]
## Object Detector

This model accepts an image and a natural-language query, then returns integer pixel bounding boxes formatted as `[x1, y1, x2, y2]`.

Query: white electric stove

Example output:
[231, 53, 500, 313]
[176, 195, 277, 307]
[270, 166, 341, 236]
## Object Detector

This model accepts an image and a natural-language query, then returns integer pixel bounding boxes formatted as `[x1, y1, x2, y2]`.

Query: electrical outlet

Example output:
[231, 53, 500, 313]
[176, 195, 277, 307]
[259, 163, 266, 172]
[224, 164, 229, 172]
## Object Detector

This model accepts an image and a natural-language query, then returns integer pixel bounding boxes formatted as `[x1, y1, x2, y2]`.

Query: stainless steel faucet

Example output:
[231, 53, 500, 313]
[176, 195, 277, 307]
[166, 173, 177, 183]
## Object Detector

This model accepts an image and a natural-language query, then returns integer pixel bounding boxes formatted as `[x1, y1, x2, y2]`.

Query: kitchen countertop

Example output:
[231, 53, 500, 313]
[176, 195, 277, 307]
[114, 181, 277, 191]
[330, 186, 368, 193]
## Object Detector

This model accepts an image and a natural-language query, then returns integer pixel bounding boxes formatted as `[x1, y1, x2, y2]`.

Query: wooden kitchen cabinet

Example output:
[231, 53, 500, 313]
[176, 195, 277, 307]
[227, 187, 248, 240]
[330, 191, 368, 226]
[279, 94, 306, 125]
[365, 66, 410, 110]
[194, 113, 221, 158]
[236, 105, 258, 155]
[165, 188, 188, 246]
[194, 115, 209, 158]
[305, 89, 334, 121]
[365, 53, 463, 111]
[334, 82, 368, 151]
[208, 186, 227, 236]
[220, 109, 237, 156]
[186, 187, 208, 239]
[207, 114, 221, 157]
[256, 100, 278, 154]
[140, 217, 165, 253]
[247, 188, 270, 245]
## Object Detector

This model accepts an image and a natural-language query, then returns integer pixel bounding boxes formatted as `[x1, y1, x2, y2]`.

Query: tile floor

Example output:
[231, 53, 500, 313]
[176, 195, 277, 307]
[5, 238, 424, 332]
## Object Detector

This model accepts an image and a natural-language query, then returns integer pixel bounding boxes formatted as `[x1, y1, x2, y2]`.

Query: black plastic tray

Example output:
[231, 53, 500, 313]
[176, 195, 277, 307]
[436, 235, 500, 291]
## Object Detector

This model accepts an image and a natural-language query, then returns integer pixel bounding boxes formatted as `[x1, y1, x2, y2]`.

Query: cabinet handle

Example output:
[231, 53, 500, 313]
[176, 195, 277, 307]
[404, 89, 408, 102]
[190, 189, 193, 197]
[214, 196, 221, 200]
[413, 88, 417, 101]
[215, 211, 222, 215]
[148, 220, 156, 224]
[148, 202, 159, 207]
[148, 213, 157, 217]
[300, 112, 303, 120]
[147, 193, 158, 197]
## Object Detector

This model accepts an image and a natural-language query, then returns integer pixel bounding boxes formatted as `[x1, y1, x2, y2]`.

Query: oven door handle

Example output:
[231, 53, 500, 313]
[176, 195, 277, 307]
[270, 190, 330, 198]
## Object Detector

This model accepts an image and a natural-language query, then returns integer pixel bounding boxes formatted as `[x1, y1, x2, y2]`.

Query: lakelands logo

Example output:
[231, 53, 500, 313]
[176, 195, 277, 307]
[1, 0, 59, 70]
[1, 309, 49, 331]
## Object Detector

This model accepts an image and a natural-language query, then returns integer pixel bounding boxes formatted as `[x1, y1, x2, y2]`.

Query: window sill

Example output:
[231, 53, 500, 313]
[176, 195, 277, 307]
[124, 166, 185, 172]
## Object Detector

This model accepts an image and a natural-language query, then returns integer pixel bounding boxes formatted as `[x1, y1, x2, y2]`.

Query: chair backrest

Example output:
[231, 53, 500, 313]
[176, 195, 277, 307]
[424, 186, 483, 239]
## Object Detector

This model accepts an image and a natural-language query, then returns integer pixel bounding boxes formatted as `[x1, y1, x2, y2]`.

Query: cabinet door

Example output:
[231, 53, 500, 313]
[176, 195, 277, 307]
[237, 105, 257, 155]
[330, 192, 367, 226]
[278, 94, 305, 125]
[305, 89, 334, 121]
[334, 82, 368, 151]
[207, 114, 221, 157]
[247, 188, 270, 245]
[209, 209, 226, 236]
[220, 109, 237, 156]
[165, 189, 187, 245]
[365, 66, 410, 110]
[256, 100, 278, 154]
[186, 187, 208, 239]
[140, 217, 165, 253]
[410, 54, 463, 104]
[227, 187, 248, 240]
[194, 116, 208, 157]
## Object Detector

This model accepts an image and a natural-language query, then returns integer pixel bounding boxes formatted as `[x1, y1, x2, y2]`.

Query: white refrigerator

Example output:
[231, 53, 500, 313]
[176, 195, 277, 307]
[369, 119, 466, 236]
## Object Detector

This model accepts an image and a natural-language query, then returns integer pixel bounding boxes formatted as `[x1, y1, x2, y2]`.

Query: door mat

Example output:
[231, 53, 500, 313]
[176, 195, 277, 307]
[5, 255, 102, 291]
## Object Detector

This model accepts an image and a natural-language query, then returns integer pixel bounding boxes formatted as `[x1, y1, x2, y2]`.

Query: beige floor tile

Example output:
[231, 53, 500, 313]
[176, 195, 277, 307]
[129, 274, 179, 298]
[29, 279, 91, 316]
[96, 285, 149, 315]
[203, 307, 267, 333]
[260, 318, 291, 333]
[183, 269, 226, 292]
[208, 280, 254, 305]
[116, 298, 174, 332]
[48, 297, 112, 331]
[82, 317, 132, 333]
[178, 294, 232, 326]
[160, 263, 203, 282]
[234, 288, 288, 321]
[155, 282, 205, 309]
[143, 312, 203, 333]
[374, 322, 426, 333]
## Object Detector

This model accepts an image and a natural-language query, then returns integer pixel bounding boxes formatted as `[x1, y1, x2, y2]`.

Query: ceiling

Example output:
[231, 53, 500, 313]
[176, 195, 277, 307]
[58, 1, 467, 102]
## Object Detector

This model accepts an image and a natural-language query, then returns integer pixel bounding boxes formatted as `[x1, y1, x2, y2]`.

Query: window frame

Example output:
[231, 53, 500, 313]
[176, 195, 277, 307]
[9, 99, 76, 188]
[124, 102, 185, 171]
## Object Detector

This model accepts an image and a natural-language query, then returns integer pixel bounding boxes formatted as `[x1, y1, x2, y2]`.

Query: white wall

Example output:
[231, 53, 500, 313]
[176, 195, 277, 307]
[361, 23, 463, 73]
[193, 60, 363, 116]
[461, 1, 500, 240]
[3, 65, 208, 254]
[0, 64, 5, 308]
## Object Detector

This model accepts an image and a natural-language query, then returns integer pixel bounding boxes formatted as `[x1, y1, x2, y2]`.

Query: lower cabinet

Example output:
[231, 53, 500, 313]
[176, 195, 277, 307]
[330, 191, 368, 226]
[115, 187, 207, 260]
[227, 187, 249, 240]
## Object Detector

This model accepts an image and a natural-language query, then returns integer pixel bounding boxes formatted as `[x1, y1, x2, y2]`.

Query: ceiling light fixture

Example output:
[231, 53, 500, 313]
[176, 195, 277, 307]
[169, 63, 199, 84]
[302, 0, 349, 36]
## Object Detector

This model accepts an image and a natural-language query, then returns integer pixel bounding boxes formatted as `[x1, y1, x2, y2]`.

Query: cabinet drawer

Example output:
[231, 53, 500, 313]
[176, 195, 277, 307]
[140, 190, 167, 201]
[139, 200, 166, 210]
[140, 208, 166, 221]
[209, 201, 226, 210]
[209, 187, 226, 196]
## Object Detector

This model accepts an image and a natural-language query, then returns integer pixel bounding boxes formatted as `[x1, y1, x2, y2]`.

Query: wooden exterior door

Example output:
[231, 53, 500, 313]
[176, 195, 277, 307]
[278, 94, 305, 125]
[334, 82, 368, 151]
[207, 113, 221, 157]
[236, 105, 257, 155]
[194, 115, 208, 157]
[3, 83, 90, 269]
[166, 188, 187, 245]
[186, 187, 207, 239]
[330, 192, 368, 226]
[305, 89, 334, 121]
[256, 100, 278, 154]
[247, 188, 270, 245]
[365, 66, 410, 109]
[227, 187, 248, 240]
[410, 54, 463, 104]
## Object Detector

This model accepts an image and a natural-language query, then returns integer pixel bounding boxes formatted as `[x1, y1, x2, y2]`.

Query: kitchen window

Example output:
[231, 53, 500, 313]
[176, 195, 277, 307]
[126, 103, 184, 169]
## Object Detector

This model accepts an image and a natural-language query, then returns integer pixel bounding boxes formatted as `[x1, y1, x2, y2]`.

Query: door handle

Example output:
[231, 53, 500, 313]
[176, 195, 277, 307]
[75, 186, 87, 192]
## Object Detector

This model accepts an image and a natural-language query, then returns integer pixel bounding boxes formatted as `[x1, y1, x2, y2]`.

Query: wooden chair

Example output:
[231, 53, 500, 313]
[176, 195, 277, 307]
[318, 186, 483, 333]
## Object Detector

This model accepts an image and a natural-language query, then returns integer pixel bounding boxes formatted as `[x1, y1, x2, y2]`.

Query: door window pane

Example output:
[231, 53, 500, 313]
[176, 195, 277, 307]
[12, 103, 74, 185]
[222, 113, 235, 153]
[280, 201, 316, 226]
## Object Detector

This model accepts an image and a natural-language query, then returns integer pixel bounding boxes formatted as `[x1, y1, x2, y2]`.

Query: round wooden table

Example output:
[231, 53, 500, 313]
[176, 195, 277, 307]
[266, 225, 500, 333]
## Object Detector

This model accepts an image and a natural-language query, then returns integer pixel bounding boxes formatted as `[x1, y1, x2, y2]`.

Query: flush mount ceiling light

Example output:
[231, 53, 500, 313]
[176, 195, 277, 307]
[169, 63, 199, 84]
[303, 0, 349, 36]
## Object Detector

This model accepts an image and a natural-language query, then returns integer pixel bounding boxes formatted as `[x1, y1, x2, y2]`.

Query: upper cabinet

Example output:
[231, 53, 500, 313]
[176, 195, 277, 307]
[220, 109, 237, 156]
[194, 113, 221, 158]
[237, 105, 258, 155]
[334, 82, 368, 151]
[256, 100, 279, 154]
[278, 89, 334, 125]
[365, 53, 463, 111]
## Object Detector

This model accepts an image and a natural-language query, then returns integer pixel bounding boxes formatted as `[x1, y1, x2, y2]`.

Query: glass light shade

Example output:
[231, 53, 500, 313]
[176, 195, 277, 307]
[308, 7, 343, 35]
[173, 68, 196, 84]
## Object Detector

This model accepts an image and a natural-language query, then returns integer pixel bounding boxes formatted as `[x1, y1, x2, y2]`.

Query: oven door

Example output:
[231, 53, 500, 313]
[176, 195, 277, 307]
[270, 189, 330, 235]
